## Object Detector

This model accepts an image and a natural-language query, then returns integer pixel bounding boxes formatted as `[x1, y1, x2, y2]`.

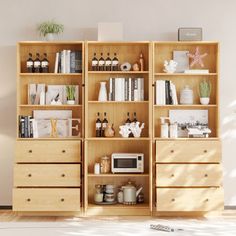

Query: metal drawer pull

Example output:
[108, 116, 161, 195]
[62, 150, 66, 153]
[204, 174, 208, 177]
[205, 198, 209, 202]
[28, 174, 32, 177]
[27, 198, 31, 202]
[61, 198, 65, 202]
[204, 150, 208, 153]
[170, 150, 174, 153]
[28, 150, 32, 153]
[61, 174, 65, 177]
[171, 174, 175, 177]
[171, 198, 175, 202]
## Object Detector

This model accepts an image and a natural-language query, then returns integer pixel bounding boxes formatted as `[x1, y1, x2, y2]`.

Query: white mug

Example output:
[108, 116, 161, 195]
[94, 163, 100, 174]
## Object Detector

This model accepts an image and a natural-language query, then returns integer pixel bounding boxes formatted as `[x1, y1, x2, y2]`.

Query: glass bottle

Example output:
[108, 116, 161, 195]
[125, 112, 131, 125]
[139, 52, 144, 71]
[92, 53, 98, 71]
[41, 53, 49, 73]
[132, 112, 138, 123]
[101, 112, 108, 137]
[112, 53, 119, 71]
[26, 53, 34, 73]
[95, 112, 102, 137]
[34, 53, 41, 73]
[105, 53, 112, 71]
[98, 53, 105, 71]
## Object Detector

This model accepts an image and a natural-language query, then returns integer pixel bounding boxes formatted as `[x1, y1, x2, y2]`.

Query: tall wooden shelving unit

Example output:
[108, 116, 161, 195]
[84, 42, 153, 216]
[13, 42, 84, 214]
[152, 42, 224, 215]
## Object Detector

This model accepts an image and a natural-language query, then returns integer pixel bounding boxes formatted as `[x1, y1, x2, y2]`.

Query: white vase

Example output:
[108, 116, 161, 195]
[67, 100, 75, 105]
[200, 97, 210, 105]
[98, 82, 107, 101]
[45, 33, 55, 41]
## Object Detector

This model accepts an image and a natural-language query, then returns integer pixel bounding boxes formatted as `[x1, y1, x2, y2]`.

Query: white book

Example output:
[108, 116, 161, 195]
[28, 84, 36, 105]
[109, 78, 112, 101]
[184, 69, 209, 74]
[115, 78, 123, 101]
[54, 52, 59, 73]
[128, 78, 132, 101]
[140, 78, 144, 101]
[155, 80, 161, 105]
[65, 50, 71, 73]
[122, 78, 125, 101]
[61, 50, 66, 73]
[170, 82, 178, 105]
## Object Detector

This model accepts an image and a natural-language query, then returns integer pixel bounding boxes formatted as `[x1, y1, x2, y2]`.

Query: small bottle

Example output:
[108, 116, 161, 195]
[41, 53, 49, 73]
[105, 53, 112, 71]
[92, 53, 98, 71]
[132, 112, 138, 123]
[101, 112, 108, 137]
[34, 53, 41, 73]
[112, 53, 119, 71]
[95, 112, 102, 137]
[98, 53, 105, 71]
[125, 112, 131, 125]
[139, 52, 145, 71]
[26, 53, 34, 73]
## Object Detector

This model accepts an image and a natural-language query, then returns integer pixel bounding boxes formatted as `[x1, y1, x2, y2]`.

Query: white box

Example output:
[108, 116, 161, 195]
[98, 22, 123, 41]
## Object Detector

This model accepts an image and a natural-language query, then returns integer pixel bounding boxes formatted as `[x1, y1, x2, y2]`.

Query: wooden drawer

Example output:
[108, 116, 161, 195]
[156, 164, 222, 187]
[156, 141, 221, 163]
[13, 188, 81, 211]
[15, 141, 81, 163]
[156, 188, 224, 212]
[14, 164, 81, 187]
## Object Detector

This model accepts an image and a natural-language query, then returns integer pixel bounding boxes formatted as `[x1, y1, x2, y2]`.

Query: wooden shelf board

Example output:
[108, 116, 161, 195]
[87, 41, 150, 45]
[88, 71, 149, 74]
[86, 137, 151, 141]
[88, 101, 149, 104]
[88, 174, 149, 177]
[18, 41, 84, 45]
[154, 73, 217, 76]
[153, 41, 219, 45]
[154, 104, 217, 108]
[19, 73, 82, 76]
[19, 105, 82, 108]
[17, 137, 83, 141]
[88, 203, 149, 208]
[154, 137, 219, 141]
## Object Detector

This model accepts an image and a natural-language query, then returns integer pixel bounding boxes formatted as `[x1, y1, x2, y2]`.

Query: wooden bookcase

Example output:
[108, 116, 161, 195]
[13, 42, 84, 214]
[152, 42, 224, 215]
[84, 42, 153, 215]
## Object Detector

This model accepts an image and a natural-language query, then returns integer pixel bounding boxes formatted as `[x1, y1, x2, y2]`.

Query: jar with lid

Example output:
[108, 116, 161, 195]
[100, 156, 111, 174]
[180, 85, 193, 105]
[94, 184, 104, 203]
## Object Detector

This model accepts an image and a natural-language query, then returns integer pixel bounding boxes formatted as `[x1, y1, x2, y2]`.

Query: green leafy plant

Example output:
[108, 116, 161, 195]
[66, 85, 76, 100]
[37, 20, 64, 37]
[199, 80, 211, 97]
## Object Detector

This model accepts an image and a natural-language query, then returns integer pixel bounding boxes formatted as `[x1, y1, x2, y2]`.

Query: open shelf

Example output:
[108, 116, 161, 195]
[88, 174, 149, 177]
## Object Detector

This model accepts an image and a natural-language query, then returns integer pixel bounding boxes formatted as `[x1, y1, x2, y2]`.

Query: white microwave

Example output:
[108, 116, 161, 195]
[111, 153, 144, 173]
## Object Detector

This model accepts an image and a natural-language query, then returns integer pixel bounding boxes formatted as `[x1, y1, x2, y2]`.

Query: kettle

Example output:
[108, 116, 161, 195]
[121, 181, 143, 205]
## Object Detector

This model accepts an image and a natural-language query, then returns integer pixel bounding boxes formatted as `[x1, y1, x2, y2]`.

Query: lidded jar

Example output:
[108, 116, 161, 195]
[180, 85, 193, 105]
[100, 156, 111, 174]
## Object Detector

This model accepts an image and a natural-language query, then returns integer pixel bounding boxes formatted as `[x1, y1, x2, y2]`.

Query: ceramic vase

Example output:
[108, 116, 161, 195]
[98, 82, 107, 101]
[200, 97, 210, 105]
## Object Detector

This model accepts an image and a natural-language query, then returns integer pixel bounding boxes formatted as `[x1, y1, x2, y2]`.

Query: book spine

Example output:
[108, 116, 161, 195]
[167, 80, 172, 104]
[131, 79, 134, 101]
[141, 78, 144, 101]
[54, 52, 59, 73]
[112, 78, 115, 101]
[70, 52, 76, 73]
[134, 78, 138, 101]
[66, 50, 71, 73]
[75, 51, 82, 73]
[165, 81, 169, 104]
[128, 78, 131, 101]
[24, 116, 28, 138]
[125, 78, 128, 101]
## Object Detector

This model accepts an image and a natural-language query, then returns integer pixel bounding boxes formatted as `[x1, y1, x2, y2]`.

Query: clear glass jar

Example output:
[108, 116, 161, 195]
[100, 156, 111, 174]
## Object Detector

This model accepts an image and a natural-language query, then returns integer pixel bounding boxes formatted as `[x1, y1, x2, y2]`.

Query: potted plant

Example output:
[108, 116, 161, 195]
[37, 20, 64, 41]
[199, 80, 211, 105]
[66, 85, 76, 105]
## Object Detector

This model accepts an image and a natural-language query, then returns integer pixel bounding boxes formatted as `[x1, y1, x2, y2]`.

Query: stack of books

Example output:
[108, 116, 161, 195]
[108, 78, 144, 101]
[54, 50, 82, 73]
[155, 80, 178, 105]
[18, 116, 34, 138]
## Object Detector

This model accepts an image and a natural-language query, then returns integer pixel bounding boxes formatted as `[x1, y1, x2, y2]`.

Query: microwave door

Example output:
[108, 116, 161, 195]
[114, 158, 137, 172]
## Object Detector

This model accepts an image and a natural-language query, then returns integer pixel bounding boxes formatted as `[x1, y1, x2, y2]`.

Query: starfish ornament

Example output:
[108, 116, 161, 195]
[188, 47, 207, 67]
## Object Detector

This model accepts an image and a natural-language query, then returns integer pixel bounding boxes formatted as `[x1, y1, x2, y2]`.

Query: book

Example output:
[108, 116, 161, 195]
[54, 52, 59, 73]
[184, 69, 209, 74]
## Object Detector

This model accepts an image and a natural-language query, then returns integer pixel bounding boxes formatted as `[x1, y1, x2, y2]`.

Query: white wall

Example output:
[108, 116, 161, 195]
[0, 0, 235, 206]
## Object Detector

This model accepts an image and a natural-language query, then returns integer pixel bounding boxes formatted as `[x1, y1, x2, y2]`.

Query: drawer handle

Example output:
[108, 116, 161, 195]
[27, 198, 31, 202]
[61, 198, 65, 202]
[170, 150, 174, 153]
[171, 174, 175, 177]
[204, 174, 208, 177]
[171, 198, 175, 202]
[62, 150, 66, 153]
[204, 150, 208, 153]
[205, 198, 209, 202]
[61, 174, 65, 177]
[28, 174, 32, 177]
[28, 150, 32, 153]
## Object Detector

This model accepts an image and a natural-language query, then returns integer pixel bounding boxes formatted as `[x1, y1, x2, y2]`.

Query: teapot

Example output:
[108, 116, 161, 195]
[121, 181, 143, 205]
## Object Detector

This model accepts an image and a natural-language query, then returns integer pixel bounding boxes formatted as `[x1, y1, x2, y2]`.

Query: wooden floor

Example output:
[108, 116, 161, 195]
[0, 210, 236, 222]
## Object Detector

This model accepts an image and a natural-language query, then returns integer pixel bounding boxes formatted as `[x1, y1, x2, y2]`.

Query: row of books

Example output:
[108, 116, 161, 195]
[108, 78, 144, 101]
[19, 116, 33, 138]
[54, 50, 82, 73]
[155, 80, 178, 105]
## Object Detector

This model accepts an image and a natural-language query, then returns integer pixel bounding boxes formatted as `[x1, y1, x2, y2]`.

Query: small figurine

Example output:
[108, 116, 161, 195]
[132, 63, 140, 71]
[129, 122, 145, 138]
[187, 47, 207, 68]
[104, 124, 115, 137]
[139, 52, 145, 71]
[163, 60, 178, 73]
[119, 125, 131, 138]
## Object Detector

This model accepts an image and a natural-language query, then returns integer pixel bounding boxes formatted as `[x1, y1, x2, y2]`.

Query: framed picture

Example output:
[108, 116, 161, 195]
[173, 51, 189, 73]
[169, 109, 208, 138]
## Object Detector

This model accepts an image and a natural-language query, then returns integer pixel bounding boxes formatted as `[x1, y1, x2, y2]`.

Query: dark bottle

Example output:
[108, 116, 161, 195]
[101, 112, 108, 137]
[26, 53, 34, 73]
[95, 112, 102, 137]
[112, 53, 119, 71]
[92, 53, 98, 71]
[105, 53, 112, 71]
[34, 53, 41, 73]
[41, 53, 49, 73]
[125, 112, 131, 125]
[98, 53, 105, 71]
[132, 112, 138, 123]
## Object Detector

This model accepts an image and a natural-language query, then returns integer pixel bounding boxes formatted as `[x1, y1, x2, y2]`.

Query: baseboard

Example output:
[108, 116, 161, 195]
[0, 205, 12, 210]
[224, 205, 236, 210]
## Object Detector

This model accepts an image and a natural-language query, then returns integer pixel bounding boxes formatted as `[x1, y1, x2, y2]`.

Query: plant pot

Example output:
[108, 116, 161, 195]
[200, 97, 210, 105]
[67, 100, 75, 105]
[45, 33, 56, 41]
